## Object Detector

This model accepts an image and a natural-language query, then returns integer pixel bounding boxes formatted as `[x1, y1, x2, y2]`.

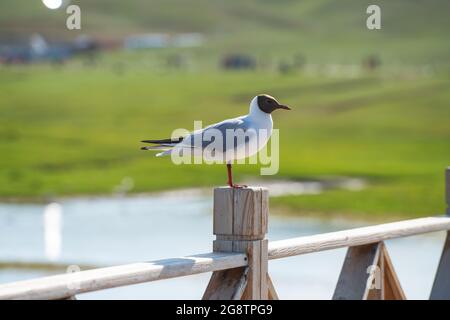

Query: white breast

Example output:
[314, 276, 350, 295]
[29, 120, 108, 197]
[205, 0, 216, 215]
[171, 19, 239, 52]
[231, 107, 273, 161]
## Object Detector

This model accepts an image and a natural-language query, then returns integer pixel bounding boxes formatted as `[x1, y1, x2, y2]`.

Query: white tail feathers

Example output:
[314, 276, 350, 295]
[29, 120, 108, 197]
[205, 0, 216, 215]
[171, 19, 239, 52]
[156, 149, 172, 157]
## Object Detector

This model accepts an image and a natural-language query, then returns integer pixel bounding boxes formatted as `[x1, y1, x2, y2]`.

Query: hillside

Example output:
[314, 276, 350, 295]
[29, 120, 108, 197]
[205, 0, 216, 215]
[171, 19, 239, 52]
[1, 0, 450, 65]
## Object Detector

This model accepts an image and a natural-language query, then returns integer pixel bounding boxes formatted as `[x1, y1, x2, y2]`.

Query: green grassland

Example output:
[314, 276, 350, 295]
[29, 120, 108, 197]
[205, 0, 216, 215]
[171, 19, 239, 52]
[0, 0, 449, 218]
[0, 61, 449, 218]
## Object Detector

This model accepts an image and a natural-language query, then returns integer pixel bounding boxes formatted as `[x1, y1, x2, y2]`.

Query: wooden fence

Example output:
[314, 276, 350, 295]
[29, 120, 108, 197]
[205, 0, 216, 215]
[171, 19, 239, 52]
[0, 167, 449, 300]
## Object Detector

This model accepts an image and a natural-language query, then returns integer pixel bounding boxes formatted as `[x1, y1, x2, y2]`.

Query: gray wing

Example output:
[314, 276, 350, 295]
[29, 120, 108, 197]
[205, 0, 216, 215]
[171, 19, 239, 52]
[178, 117, 254, 152]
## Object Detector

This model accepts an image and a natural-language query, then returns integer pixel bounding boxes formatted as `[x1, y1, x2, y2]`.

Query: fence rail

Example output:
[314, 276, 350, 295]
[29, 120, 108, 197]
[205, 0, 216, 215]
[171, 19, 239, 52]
[0, 252, 247, 300]
[268, 216, 450, 259]
[0, 167, 449, 300]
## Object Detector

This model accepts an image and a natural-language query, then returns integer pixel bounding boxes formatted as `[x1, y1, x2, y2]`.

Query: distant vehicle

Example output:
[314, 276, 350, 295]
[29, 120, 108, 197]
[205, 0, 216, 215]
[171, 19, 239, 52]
[0, 34, 74, 65]
[0, 45, 32, 64]
[73, 35, 99, 53]
[0, 34, 114, 65]
[221, 54, 256, 70]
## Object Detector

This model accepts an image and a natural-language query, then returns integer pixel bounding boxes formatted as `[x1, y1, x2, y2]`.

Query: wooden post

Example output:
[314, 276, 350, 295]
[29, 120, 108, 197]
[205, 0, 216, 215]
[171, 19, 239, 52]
[333, 242, 405, 300]
[430, 167, 450, 299]
[382, 246, 406, 300]
[333, 243, 382, 300]
[203, 187, 271, 300]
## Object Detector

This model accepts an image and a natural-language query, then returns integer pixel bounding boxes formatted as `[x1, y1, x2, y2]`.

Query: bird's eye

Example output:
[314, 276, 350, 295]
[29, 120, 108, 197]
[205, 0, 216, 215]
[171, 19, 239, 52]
[267, 100, 272, 103]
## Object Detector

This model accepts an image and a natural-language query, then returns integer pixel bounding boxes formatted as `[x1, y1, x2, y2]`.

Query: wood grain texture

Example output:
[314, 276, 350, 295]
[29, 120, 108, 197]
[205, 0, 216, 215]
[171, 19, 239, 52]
[366, 245, 383, 300]
[267, 274, 279, 300]
[269, 217, 450, 260]
[231, 268, 249, 300]
[213, 239, 233, 252]
[208, 187, 269, 300]
[238, 241, 262, 300]
[333, 243, 382, 300]
[382, 246, 406, 300]
[202, 267, 247, 300]
[333, 242, 405, 300]
[260, 240, 268, 300]
[233, 188, 260, 237]
[261, 189, 269, 236]
[213, 187, 234, 235]
[0, 252, 247, 300]
[430, 231, 450, 300]
[213, 187, 268, 240]
[236, 240, 269, 300]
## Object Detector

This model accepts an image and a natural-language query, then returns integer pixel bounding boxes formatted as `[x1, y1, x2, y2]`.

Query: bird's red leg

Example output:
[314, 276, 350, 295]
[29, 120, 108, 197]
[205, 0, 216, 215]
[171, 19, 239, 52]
[227, 163, 233, 187]
[226, 163, 247, 188]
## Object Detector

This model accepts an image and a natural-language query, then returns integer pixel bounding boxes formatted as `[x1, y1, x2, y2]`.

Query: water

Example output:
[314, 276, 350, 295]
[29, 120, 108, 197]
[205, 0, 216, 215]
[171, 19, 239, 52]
[0, 194, 445, 299]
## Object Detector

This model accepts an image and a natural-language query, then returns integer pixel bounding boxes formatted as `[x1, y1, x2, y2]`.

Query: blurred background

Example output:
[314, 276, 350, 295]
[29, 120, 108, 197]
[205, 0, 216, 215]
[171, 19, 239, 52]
[0, 0, 449, 299]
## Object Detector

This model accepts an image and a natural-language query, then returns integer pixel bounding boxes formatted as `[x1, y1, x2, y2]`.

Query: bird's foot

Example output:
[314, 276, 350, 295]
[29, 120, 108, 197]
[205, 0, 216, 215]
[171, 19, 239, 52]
[230, 184, 248, 189]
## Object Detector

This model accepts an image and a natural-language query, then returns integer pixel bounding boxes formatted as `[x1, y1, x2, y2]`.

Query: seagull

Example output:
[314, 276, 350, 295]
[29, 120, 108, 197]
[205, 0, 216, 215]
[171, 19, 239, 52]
[141, 94, 291, 188]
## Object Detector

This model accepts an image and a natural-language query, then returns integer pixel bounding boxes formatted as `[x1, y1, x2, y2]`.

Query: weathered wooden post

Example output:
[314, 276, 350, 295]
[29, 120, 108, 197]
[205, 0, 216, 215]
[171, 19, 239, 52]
[430, 167, 450, 299]
[203, 187, 277, 300]
[332, 242, 406, 300]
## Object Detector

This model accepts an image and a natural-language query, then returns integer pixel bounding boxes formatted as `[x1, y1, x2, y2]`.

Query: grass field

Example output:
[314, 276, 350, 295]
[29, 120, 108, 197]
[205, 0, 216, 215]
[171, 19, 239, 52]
[1, 1, 449, 218]
[0, 57, 449, 218]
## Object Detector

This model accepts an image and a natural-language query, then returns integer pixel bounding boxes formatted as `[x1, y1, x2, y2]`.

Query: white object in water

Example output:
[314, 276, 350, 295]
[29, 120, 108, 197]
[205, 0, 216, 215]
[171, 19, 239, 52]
[43, 203, 63, 261]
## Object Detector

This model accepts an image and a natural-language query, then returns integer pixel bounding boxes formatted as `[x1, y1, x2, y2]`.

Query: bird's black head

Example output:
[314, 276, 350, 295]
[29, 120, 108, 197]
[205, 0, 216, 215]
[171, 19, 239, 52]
[256, 94, 291, 114]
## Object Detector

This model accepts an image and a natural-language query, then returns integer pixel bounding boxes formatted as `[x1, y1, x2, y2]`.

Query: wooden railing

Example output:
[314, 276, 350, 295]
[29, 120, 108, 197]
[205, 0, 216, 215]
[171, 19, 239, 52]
[0, 167, 449, 300]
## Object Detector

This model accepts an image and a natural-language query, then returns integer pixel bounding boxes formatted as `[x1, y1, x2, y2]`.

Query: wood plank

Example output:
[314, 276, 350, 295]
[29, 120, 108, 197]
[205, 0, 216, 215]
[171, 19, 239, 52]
[213, 187, 234, 236]
[430, 170, 450, 299]
[233, 187, 267, 239]
[231, 268, 249, 300]
[267, 274, 279, 300]
[0, 252, 247, 300]
[269, 217, 450, 260]
[260, 240, 268, 300]
[430, 231, 450, 300]
[213, 240, 233, 252]
[382, 245, 406, 300]
[235, 241, 262, 300]
[202, 267, 246, 300]
[261, 189, 269, 236]
[366, 245, 383, 300]
[213, 187, 268, 241]
[235, 240, 268, 300]
[208, 186, 269, 300]
[333, 243, 382, 300]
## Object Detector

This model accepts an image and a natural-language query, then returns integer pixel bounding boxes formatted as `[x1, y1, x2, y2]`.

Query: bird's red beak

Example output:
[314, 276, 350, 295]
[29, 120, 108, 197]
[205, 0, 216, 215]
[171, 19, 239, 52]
[278, 104, 291, 110]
